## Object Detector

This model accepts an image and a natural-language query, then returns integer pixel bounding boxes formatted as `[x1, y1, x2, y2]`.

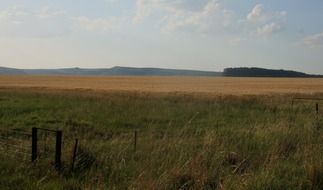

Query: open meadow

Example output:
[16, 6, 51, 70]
[0, 77, 322, 189]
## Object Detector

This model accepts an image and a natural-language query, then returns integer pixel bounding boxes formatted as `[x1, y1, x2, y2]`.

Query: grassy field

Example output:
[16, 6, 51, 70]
[1, 76, 323, 95]
[0, 88, 322, 190]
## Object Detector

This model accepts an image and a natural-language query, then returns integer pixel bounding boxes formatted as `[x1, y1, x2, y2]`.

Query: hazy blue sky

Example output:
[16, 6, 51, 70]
[0, 0, 323, 73]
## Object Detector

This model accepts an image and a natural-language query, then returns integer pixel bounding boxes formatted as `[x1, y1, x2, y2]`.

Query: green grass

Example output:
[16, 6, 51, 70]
[0, 88, 322, 190]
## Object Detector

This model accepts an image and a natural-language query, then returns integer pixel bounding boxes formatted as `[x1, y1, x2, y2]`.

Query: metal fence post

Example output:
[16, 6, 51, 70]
[55, 131, 62, 170]
[32, 128, 38, 162]
[316, 103, 319, 115]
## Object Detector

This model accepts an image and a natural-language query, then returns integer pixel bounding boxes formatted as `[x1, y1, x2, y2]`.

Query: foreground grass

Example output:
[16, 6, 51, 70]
[0, 88, 322, 190]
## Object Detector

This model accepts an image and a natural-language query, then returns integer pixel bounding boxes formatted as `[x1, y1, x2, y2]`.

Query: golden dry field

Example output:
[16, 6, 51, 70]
[1, 75, 323, 95]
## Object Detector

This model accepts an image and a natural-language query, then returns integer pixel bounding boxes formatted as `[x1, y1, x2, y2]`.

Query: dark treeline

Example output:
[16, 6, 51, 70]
[223, 67, 322, 78]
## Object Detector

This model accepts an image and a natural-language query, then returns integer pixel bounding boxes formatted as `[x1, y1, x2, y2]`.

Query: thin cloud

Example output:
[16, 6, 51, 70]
[37, 7, 66, 19]
[72, 15, 127, 32]
[229, 37, 247, 46]
[257, 22, 282, 36]
[247, 4, 264, 22]
[247, 4, 287, 23]
[133, 0, 234, 34]
[0, 6, 70, 38]
[0, 6, 29, 22]
[245, 4, 286, 37]
[303, 32, 323, 48]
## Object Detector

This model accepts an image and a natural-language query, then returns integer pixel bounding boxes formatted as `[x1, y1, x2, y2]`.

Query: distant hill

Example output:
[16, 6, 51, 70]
[223, 67, 322, 78]
[0, 66, 321, 78]
[0, 66, 220, 76]
[0, 67, 26, 75]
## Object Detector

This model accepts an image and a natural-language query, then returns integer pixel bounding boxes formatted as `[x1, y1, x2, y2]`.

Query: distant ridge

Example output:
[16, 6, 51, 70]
[0, 66, 321, 78]
[223, 67, 323, 78]
[0, 67, 26, 75]
[0, 66, 220, 76]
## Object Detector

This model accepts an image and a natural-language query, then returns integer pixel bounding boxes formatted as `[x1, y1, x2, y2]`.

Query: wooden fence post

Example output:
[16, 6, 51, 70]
[32, 128, 38, 162]
[71, 138, 78, 171]
[55, 130, 62, 170]
[5, 130, 9, 153]
[134, 130, 137, 152]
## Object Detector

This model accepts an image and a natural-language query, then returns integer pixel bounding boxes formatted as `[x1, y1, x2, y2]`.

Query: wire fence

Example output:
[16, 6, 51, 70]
[291, 97, 323, 117]
[0, 128, 32, 162]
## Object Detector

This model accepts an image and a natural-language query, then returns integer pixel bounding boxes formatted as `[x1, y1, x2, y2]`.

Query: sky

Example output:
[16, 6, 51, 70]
[0, 0, 323, 74]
